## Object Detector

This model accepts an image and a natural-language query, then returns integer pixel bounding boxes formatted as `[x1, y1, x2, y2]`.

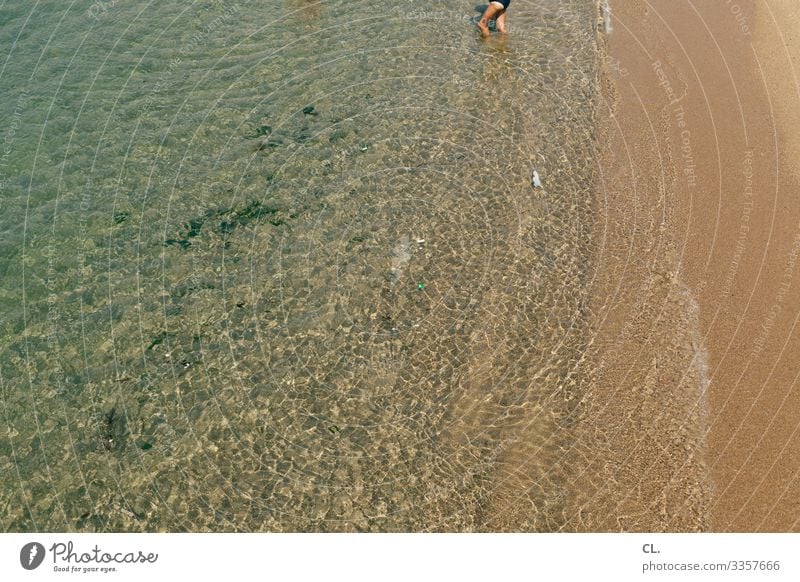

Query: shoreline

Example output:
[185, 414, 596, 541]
[565, 0, 711, 531]
[575, 0, 800, 531]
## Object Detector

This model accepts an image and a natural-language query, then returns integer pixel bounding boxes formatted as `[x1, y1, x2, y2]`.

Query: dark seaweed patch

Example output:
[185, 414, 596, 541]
[164, 238, 191, 249]
[218, 221, 235, 234]
[146, 331, 167, 351]
[204, 206, 232, 217]
[172, 279, 215, 298]
[99, 407, 127, 452]
[184, 217, 204, 237]
[213, 199, 285, 234]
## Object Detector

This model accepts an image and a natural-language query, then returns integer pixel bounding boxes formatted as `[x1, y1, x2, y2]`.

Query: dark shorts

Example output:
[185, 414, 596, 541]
[490, 0, 510, 9]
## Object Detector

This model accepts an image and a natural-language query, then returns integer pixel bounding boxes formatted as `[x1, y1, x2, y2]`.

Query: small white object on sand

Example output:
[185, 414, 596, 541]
[532, 170, 543, 189]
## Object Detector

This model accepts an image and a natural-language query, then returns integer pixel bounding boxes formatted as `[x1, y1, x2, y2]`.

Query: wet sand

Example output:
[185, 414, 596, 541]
[573, 0, 800, 531]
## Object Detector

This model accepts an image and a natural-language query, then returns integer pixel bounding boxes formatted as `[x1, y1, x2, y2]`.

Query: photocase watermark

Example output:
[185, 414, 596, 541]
[337, 338, 407, 376]
[137, 0, 251, 118]
[751, 219, 800, 356]
[86, 0, 121, 21]
[602, 53, 629, 78]
[0, 88, 28, 197]
[653, 60, 696, 189]
[380, 4, 597, 49]
[721, 149, 754, 299]
[652, 60, 686, 107]
[46, 241, 70, 396]
[402, 7, 472, 25]
[19, 540, 158, 574]
[76, 176, 94, 344]
[20, 542, 46, 570]
[725, 0, 752, 36]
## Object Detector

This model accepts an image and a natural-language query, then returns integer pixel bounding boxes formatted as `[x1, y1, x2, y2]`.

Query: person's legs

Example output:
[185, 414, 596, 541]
[478, 2, 503, 38]
[495, 8, 507, 33]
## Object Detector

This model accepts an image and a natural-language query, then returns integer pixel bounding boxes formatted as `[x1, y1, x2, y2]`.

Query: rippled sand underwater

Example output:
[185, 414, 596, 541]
[0, 0, 617, 531]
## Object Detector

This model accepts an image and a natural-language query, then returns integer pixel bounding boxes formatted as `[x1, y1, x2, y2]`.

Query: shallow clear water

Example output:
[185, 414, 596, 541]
[1, 0, 599, 531]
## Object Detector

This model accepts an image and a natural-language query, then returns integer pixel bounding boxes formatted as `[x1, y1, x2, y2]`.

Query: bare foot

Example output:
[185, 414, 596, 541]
[477, 19, 490, 38]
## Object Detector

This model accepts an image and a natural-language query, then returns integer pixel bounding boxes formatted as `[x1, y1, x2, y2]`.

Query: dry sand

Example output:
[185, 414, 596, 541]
[568, 0, 800, 531]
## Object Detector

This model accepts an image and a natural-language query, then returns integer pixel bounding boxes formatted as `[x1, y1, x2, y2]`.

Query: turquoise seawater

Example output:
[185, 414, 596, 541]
[0, 0, 599, 531]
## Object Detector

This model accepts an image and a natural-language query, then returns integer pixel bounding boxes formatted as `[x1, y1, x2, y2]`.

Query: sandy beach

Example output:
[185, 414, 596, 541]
[571, 0, 800, 531]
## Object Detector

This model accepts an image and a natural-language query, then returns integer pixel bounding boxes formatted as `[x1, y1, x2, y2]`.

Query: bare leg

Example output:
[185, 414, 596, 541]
[496, 9, 507, 33]
[478, 4, 501, 38]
